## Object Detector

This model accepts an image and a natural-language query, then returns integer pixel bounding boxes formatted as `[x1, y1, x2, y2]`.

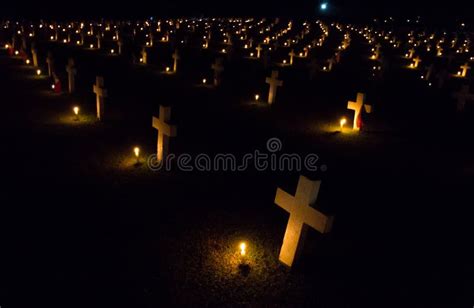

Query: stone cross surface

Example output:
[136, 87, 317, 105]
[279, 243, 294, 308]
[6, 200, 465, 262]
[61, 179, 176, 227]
[46, 52, 54, 77]
[460, 63, 471, 77]
[172, 49, 180, 73]
[152, 106, 177, 163]
[265, 70, 283, 105]
[274, 176, 333, 267]
[347, 92, 372, 130]
[65, 58, 77, 94]
[141, 48, 148, 64]
[31, 47, 38, 67]
[93, 76, 107, 120]
[288, 49, 295, 65]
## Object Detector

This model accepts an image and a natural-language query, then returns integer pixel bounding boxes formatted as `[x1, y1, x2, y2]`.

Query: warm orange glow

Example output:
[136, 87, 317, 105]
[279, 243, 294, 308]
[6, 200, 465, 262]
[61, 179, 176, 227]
[14, 50, 19, 55]
[255, 94, 260, 101]
[90, 44, 94, 48]
[202, 78, 207, 84]
[166, 67, 170, 72]
[26, 59, 30, 65]
[73, 106, 80, 115]
[340, 117, 347, 129]
[134, 147, 140, 158]
[239, 242, 246, 256]
[36, 69, 41, 76]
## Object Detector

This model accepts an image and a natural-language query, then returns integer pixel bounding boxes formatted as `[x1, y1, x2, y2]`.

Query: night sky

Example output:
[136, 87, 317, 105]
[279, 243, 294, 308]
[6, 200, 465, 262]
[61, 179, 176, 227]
[1, 0, 472, 23]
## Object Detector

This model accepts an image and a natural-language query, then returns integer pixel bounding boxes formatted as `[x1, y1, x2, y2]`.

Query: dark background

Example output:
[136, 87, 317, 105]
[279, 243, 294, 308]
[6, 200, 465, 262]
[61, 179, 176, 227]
[1, 0, 473, 23]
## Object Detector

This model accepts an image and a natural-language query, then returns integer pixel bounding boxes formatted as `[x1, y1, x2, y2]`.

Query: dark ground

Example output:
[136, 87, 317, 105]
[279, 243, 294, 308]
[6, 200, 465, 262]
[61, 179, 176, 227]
[0, 23, 473, 307]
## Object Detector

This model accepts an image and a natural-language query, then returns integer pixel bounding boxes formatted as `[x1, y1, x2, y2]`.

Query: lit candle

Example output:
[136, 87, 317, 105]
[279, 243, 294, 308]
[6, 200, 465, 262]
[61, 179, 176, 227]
[239, 242, 246, 256]
[73, 106, 80, 121]
[134, 147, 140, 163]
[340, 118, 347, 130]
[36, 69, 41, 76]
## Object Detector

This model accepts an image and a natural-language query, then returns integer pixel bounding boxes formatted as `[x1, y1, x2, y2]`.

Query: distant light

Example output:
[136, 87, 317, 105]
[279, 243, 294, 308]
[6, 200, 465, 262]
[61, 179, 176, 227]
[73, 106, 79, 115]
[320, 2, 328, 10]
[202, 78, 207, 84]
[36, 69, 41, 76]
[255, 94, 260, 101]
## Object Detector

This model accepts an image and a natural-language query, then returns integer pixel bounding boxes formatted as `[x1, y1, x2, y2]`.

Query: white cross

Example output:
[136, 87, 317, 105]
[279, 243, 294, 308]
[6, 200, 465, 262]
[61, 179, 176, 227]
[460, 63, 471, 77]
[265, 70, 283, 105]
[274, 176, 333, 267]
[46, 52, 54, 77]
[172, 49, 180, 73]
[288, 49, 295, 65]
[117, 39, 123, 55]
[65, 58, 77, 94]
[211, 58, 224, 86]
[96, 33, 102, 49]
[152, 106, 177, 163]
[93, 76, 107, 120]
[326, 57, 336, 71]
[256, 45, 263, 58]
[31, 47, 38, 67]
[347, 92, 372, 130]
[141, 48, 148, 64]
[411, 56, 421, 68]
[453, 85, 474, 111]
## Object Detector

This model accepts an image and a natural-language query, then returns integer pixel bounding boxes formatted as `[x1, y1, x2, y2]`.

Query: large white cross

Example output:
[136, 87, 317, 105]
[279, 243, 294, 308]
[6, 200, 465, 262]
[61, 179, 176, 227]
[347, 92, 372, 130]
[152, 106, 177, 163]
[93, 76, 107, 120]
[65, 58, 77, 94]
[274, 176, 333, 267]
[453, 85, 474, 111]
[265, 70, 283, 105]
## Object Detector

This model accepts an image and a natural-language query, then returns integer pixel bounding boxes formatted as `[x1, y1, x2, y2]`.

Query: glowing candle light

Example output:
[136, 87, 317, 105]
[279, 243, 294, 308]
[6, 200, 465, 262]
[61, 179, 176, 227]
[90, 44, 94, 48]
[134, 147, 140, 163]
[73, 106, 80, 121]
[26, 59, 30, 65]
[255, 94, 260, 101]
[202, 78, 207, 84]
[14, 50, 19, 55]
[340, 117, 347, 130]
[239, 242, 246, 256]
[36, 69, 41, 76]
[166, 67, 170, 72]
